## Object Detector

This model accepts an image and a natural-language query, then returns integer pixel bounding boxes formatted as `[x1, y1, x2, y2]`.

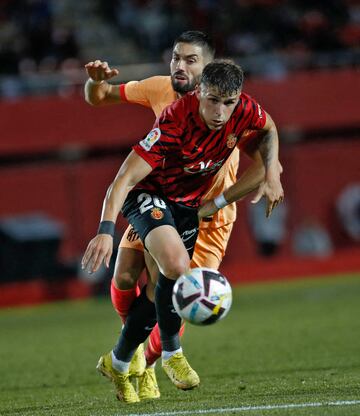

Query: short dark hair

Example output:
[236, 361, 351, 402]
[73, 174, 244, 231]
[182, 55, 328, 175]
[173, 31, 215, 59]
[200, 60, 244, 96]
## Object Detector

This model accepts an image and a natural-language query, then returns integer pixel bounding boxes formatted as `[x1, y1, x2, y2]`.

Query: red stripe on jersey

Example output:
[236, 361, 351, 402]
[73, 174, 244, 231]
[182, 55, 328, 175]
[133, 91, 267, 208]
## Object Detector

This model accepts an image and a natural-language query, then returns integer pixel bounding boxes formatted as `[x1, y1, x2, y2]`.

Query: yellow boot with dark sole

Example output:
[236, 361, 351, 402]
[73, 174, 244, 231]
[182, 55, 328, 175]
[162, 353, 200, 390]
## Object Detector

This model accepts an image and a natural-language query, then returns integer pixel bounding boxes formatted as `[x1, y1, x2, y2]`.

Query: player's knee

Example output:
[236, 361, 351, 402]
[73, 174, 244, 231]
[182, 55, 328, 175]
[161, 255, 190, 279]
[114, 270, 139, 290]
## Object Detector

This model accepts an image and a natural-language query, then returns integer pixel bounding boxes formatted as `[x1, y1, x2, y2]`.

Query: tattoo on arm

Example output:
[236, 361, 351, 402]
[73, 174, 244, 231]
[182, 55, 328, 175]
[258, 130, 276, 169]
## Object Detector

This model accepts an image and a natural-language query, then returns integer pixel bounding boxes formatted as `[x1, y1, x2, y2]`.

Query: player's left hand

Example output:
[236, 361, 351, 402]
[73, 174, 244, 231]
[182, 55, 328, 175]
[251, 176, 284, 217]
[251, 161, 284, 217]
[198, 200, 218, 219]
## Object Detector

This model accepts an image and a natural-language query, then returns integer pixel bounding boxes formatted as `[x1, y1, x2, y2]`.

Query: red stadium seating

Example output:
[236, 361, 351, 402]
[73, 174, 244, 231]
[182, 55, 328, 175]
[0, 69, 358, 156]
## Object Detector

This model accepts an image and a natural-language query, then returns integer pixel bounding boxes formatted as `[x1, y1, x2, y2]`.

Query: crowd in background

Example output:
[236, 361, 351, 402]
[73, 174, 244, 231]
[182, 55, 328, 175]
[0, 0, 359, 97]
[0, 0, 79, 76]
[102, 0, 359, 69]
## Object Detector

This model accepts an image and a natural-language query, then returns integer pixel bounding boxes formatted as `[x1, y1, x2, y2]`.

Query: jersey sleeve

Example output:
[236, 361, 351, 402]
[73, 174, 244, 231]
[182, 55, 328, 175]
[238, 129, 265, 153]
[120, 78, 155, 108]
[247, 96, 267, 130]
[132, 103, 184, 168]
[236, 94, 267, 150]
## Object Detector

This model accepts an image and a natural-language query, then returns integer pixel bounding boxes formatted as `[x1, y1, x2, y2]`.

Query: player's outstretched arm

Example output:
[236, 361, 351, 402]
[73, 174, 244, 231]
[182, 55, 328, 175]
[81, 151, 152, 274]
[84, 60, 122, 106]
[198, 150, 265, 219]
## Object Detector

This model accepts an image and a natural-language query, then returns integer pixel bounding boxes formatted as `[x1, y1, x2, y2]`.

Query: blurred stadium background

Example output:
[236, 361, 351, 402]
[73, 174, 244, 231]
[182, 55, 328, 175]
[0, 0, 359, 304]
[1, 1, 360, 415]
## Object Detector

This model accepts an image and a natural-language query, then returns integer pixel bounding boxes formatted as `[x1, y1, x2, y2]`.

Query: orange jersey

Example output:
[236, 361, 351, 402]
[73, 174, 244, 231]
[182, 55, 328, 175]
[120, 76, 239, 229]
[120, 76, 177, 117]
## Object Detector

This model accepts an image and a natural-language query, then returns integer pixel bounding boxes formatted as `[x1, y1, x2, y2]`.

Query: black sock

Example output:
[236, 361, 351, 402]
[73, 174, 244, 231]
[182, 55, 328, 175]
[155, 273, 181, 352]
[113, 285, 157, 362]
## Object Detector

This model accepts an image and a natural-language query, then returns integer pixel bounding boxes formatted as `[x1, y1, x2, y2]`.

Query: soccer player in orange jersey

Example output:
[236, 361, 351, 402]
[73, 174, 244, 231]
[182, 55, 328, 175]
[84, 32, 268, 400]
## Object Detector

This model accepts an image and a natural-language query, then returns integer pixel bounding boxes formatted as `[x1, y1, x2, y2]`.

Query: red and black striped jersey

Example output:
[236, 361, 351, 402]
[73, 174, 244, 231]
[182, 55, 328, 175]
[133, 91, 266, 208]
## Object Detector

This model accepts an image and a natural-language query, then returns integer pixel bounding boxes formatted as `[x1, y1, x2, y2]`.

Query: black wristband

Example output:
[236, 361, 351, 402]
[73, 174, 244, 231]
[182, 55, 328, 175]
[97, 221, 115, 237]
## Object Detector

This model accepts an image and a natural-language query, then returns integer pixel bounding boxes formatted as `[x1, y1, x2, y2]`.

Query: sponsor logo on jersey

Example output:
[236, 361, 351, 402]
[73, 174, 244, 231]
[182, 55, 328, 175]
[184, 159, 225, 174]
[150, 207, 164, 220]
[140, 128, 161, 151]
[226, 134, 237, 148]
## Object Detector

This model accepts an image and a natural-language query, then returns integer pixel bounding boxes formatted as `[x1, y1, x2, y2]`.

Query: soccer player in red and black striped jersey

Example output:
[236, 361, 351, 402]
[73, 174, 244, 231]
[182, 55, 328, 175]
[132, 83, 268, 208]
[82, 60, 283, 402]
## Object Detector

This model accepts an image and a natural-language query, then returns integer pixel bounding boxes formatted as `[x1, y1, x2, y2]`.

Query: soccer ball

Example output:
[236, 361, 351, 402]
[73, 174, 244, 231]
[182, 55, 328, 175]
[172, 267, 232, 325]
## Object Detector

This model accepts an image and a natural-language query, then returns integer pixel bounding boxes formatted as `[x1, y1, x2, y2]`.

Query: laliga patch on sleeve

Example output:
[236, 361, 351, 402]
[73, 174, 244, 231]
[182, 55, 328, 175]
[140, 128, 161, 151]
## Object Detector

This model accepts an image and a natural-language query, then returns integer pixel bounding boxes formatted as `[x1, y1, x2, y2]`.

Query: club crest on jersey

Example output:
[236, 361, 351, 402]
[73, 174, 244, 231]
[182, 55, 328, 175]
[140, 128, 161, 151]
[226, 134, 237, 148]
[151, 207, 164, 220]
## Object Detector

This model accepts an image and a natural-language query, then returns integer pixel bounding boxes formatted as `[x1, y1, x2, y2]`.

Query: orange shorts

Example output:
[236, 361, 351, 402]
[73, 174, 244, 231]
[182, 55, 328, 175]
[119, 222, 233, 270]
[119, 225, 144, 252]
[190, 223, 233, 269]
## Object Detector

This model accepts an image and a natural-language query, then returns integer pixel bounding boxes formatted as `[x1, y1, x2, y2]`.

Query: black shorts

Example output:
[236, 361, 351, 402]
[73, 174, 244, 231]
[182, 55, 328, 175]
[122, 189, 199, 258]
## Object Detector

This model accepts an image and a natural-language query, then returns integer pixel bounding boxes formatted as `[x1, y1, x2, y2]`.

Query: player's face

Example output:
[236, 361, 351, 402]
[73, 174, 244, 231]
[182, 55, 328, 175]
[197, 85, 240, 130]
[170, 42, 209, 95]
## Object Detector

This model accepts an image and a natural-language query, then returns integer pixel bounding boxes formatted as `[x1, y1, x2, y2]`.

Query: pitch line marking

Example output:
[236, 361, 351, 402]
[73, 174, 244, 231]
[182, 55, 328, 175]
[120, 400, 360, 416]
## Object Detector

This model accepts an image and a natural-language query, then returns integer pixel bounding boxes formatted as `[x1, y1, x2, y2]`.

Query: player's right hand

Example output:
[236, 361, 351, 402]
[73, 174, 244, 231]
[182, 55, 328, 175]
[81, 234, 113, 274]
[85, 60, 119, 82]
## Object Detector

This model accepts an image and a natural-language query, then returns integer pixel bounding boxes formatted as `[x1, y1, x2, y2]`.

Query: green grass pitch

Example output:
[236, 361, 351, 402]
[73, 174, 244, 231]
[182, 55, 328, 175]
[1, 273, 359, 416]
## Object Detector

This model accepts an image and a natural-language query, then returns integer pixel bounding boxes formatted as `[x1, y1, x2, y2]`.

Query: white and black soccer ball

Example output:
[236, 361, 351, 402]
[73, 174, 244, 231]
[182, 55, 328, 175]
[172, 267, 232, 325]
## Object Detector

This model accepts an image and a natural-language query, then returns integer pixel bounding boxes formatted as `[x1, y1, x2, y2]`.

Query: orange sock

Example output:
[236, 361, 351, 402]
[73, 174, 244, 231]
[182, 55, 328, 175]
[145, 322, 185, 365]
[110, 278, 140, 323]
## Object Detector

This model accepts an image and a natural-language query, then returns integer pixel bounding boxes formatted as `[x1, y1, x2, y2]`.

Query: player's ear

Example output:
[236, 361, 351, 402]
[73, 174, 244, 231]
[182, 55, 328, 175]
[195, 85, 201, 99]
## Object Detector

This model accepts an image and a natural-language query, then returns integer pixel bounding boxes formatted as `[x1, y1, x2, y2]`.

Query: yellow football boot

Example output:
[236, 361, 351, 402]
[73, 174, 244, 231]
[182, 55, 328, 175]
[96, 352, 140, 404]
[138, 367, 161, 400]
[162, 352, 200, 390]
